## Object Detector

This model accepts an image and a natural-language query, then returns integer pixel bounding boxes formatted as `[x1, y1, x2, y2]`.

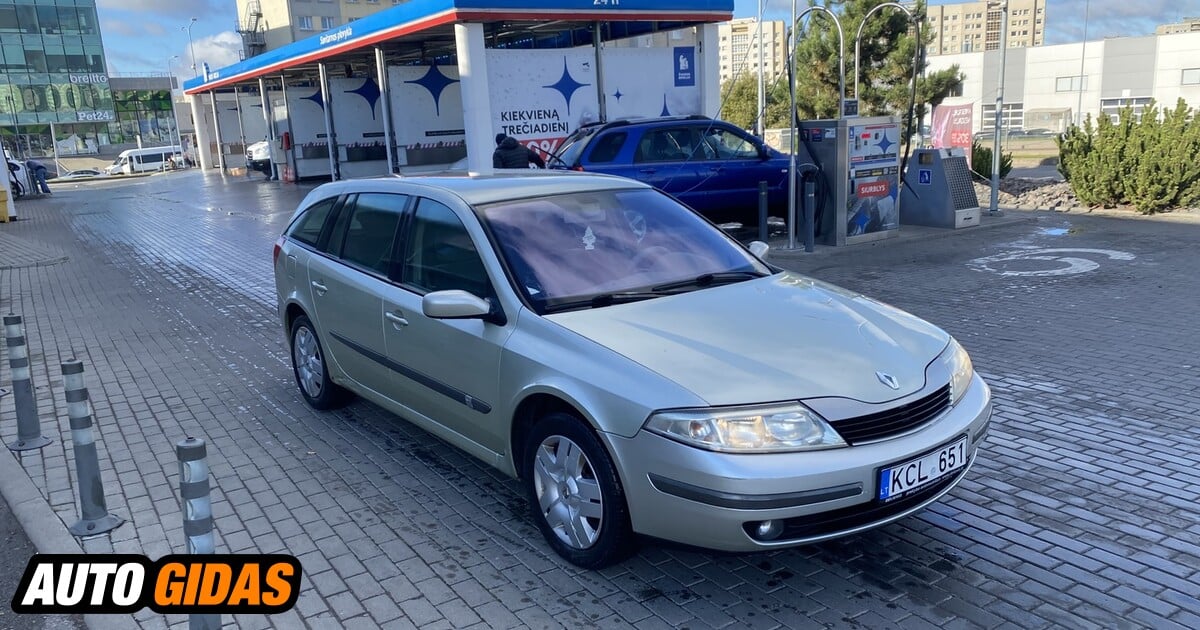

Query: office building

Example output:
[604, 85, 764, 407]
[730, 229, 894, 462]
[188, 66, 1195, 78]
[0, 0, 114, 157]
[925, 0, 1045, 56]
[0, 0, 183, 159]
[926, 31, 1200, 132]
[717, 18, 787, 86]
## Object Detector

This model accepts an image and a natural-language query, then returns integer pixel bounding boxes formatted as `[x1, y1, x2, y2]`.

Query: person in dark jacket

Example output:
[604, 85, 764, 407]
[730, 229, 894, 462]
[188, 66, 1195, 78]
[25, 159, 52, 194]
[492, 133, 545, 169]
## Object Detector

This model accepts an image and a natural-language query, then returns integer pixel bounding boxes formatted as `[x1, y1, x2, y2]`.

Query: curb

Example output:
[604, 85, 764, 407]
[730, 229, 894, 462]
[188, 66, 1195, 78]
[0, 446, 137, 630]
[766, 209, 1038, 261]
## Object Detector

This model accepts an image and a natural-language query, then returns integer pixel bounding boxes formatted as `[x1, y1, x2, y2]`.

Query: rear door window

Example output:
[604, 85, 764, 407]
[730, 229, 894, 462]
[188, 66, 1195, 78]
[586, 132, 627, 163]
[337, 193, 407, 276]
[286, 197, 338, 247]
[634, 127, 700, 163]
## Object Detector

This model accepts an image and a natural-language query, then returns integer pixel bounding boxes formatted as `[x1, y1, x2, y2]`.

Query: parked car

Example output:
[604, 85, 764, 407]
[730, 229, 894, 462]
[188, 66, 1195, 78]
[549, 116, 790, 225]
[246, 140, 272, 176]
[273, 171, 992, 568]
[56, 169, 105, 180]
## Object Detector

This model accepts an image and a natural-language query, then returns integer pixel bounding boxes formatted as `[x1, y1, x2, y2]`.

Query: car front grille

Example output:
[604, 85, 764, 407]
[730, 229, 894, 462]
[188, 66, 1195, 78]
[762, 461, 969, 542]
[829, 384, 951, 445]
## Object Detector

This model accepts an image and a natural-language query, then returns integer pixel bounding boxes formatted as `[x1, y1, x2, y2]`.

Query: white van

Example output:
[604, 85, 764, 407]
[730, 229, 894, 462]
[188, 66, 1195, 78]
[107, 146, 183, 175]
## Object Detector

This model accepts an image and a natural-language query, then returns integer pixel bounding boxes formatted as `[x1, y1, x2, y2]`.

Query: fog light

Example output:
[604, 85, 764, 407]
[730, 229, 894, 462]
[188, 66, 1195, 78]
[752, 519, 784, 541]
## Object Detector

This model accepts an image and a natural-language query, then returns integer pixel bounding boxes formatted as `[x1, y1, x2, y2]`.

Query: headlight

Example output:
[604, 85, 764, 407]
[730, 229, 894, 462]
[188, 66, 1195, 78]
[942, 337, 974, 405]
[644, 403, 846, 453]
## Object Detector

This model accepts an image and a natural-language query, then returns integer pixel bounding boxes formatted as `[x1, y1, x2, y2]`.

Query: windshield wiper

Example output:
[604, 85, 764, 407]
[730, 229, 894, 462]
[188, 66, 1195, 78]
[541, 292, 665, 314]
[651, 271, 769, 293]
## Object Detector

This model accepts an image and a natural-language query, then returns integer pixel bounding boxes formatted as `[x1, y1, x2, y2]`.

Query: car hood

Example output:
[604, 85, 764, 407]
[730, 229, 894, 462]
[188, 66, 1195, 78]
[546, 272, 949, 406]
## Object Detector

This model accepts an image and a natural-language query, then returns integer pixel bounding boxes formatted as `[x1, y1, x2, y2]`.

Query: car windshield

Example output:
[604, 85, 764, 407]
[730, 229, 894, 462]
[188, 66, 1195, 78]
[481, 188, 771, 314]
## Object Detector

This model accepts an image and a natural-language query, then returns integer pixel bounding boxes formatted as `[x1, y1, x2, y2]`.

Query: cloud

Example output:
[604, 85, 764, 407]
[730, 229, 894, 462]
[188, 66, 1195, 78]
[188, 31, 245, 73]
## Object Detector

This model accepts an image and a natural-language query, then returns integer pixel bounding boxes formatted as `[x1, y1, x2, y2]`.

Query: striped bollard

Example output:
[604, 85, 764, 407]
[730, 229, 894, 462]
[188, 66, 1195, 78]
[62, 360, 123, 536]
[5, 314, 52, 451]
[177, 436, 220, 630]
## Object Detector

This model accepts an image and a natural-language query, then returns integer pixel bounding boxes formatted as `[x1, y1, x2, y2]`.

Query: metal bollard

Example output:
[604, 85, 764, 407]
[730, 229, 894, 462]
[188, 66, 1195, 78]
[757, 181, 769, 243]
[803, 179, 816, 254]
[177, 436, 215, 554]
[4, 314, 52, 451]
[62, 360, 123, 536]
[177, 436, 220, 630]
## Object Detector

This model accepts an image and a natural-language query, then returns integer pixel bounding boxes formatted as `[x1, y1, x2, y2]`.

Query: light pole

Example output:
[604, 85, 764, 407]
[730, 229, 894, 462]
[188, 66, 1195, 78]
[989, 0, 1009, 216]
[1075, 0, 1089, 127]
[756, 0, 765, 136]
[166, 56, 183, 161]
[183, 17, 198, 76]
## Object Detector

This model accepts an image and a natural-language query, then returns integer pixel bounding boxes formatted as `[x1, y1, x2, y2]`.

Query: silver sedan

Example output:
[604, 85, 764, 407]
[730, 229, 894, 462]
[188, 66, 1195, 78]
[273, 172, 991, 568]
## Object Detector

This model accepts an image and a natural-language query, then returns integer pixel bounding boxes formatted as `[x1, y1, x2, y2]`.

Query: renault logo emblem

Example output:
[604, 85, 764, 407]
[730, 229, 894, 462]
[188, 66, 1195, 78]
[876, 371, 900, 390]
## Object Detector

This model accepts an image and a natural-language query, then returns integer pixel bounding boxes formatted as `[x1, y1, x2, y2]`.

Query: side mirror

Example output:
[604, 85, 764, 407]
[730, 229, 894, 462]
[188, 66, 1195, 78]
[748, 241, 770, 258]
[422, 290, 506, 325]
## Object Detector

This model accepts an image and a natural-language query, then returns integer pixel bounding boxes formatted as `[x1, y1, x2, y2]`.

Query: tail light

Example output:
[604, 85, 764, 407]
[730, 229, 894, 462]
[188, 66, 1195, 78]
[572, 166, 584, 172]
[273, 235, 285, 266]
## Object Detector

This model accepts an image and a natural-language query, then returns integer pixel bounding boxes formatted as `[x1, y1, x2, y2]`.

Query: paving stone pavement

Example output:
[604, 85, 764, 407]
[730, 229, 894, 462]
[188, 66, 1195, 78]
[1, 172, 1198, 629]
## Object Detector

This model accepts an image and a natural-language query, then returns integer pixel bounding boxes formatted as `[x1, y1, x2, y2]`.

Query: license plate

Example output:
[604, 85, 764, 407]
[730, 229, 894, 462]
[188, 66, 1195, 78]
[878, 437, 968, 502]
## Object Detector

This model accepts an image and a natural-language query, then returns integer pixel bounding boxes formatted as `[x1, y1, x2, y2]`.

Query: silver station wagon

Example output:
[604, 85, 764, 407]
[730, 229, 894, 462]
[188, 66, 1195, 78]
[273, 172, 992, 568]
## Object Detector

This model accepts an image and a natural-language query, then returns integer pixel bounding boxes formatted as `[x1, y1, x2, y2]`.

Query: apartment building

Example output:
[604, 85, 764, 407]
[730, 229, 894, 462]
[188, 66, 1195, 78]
[716, 17, 787, 85]
[1157, 17, 1200, 36]
[237, 0, 410, 57]
[926, 0, 1045, 56]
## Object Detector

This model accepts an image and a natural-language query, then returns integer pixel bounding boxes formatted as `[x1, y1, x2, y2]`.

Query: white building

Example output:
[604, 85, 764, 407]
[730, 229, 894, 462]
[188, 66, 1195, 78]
[717, 18, 787, 86]
[926, 31, 1200, 132]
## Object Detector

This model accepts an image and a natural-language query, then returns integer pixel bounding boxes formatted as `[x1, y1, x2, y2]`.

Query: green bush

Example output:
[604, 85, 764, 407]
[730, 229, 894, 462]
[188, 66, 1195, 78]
[1058, 99, 1200, 213]
[971, 140, 1012, 179]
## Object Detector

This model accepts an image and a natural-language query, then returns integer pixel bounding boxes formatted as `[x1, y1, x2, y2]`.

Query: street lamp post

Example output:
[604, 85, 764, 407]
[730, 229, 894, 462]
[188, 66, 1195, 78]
[166, 56, 183, 163]
[1075, 0, 1090, 127]
[183, 17, 198, 76]
[989, 0, 1009, 216]
[756, 0, 765, 136]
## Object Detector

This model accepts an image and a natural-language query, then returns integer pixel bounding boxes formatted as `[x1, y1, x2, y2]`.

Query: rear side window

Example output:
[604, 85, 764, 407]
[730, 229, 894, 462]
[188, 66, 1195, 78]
[586, 132, 627, 163]
[287, 197, 337, 247]
[339, 194, 406, 276]
[634, 127, 697, 163]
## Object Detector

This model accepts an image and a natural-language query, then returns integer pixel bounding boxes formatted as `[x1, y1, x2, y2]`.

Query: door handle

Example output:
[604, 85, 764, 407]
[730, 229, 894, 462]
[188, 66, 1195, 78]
[311, 280, 328, 296]
[385, 311, 409, 328]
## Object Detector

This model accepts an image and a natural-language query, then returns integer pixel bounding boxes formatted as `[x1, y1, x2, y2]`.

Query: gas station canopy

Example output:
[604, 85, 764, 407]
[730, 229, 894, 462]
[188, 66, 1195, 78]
[183, 0, 734, 94]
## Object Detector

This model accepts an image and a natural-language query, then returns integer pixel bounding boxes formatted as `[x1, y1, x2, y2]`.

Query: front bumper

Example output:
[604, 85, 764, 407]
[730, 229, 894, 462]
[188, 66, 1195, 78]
[604, 373, 992, 552]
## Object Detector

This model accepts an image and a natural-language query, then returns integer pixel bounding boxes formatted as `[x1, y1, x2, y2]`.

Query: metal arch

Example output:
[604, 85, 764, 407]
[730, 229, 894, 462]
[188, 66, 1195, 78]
[788, 2, 846, 120]
[853, 2, 921, 106]
[786, 0, 846, 251]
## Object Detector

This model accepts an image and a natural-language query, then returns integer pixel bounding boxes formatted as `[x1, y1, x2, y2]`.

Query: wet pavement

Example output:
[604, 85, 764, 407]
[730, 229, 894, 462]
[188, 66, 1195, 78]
[1, 170, 1198, 629]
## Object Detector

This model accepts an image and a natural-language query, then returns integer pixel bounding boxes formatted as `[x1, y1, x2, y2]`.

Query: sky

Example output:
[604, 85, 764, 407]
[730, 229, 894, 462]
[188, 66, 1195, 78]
[96, 0, 1197, 76]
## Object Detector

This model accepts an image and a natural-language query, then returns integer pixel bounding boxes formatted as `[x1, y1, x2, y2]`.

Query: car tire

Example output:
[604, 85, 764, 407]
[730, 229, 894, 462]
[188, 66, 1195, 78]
[522, 412, 636, 569]
[289, 315, 349, 410]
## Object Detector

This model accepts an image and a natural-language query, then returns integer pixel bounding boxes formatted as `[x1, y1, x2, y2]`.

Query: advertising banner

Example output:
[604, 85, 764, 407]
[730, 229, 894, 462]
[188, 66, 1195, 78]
[930, 103, 974, 163]
[388, 64, 466, 169]
[286, 85, 332, 177]
[486, 48, 598, 161]
[330, 77, 387, 177]
[600, 47, 701, 124]
[847, 122, 901, 237]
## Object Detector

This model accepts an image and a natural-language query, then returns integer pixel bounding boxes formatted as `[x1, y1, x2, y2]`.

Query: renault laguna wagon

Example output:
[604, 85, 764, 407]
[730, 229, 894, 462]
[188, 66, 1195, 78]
[273, 171, 991, 568]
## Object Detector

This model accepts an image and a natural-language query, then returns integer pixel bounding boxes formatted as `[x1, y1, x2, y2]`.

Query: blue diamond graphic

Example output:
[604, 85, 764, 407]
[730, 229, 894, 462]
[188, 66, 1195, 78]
[613, 89, 623, 102]
[346, 77, 382, 119]
[405, 63, 458, 116]
[660, 94, 672, 117]
[543, 58, 589, 115]
[877, 134, 894, 153]
[301, 90, 324, 111]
